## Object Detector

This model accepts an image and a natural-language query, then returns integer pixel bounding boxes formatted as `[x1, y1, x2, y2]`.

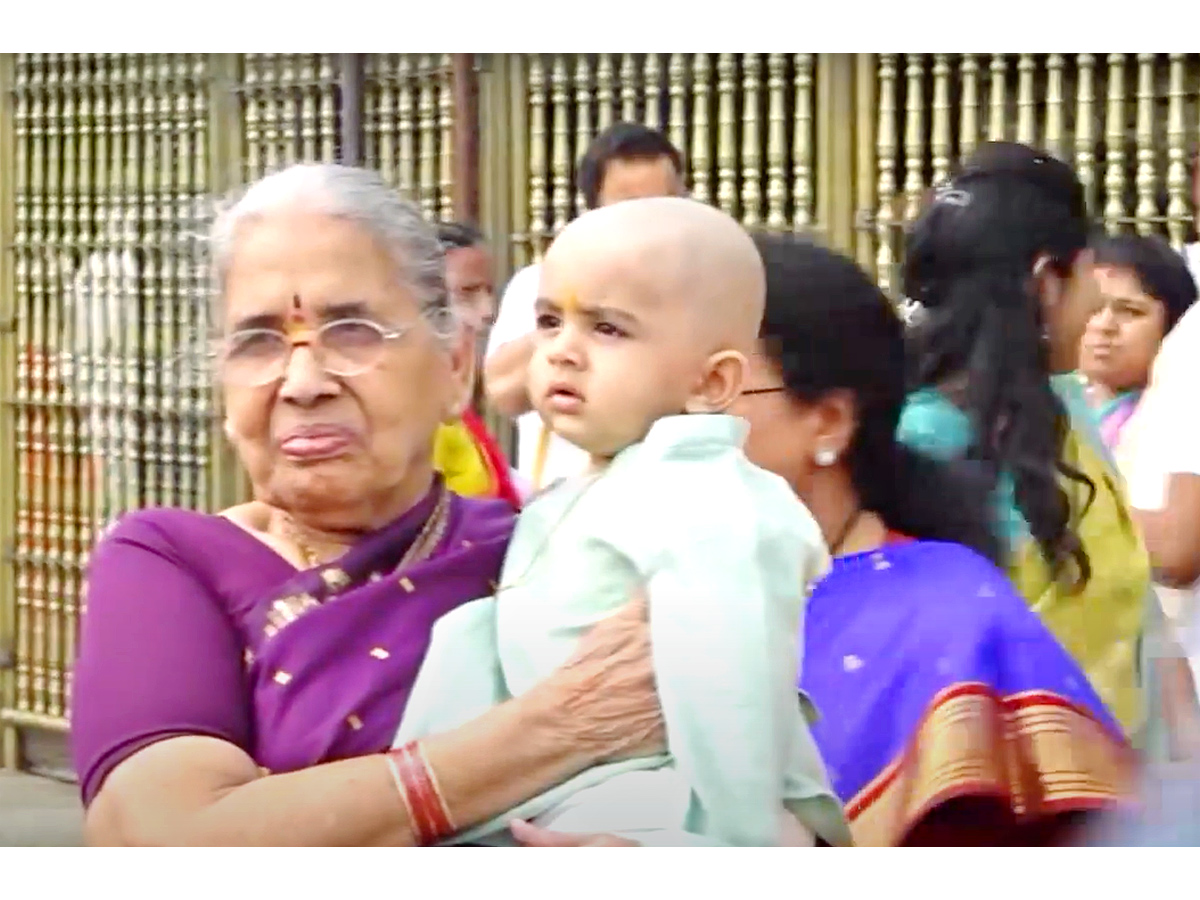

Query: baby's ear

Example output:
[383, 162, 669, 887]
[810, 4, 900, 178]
[683, 350, 747, 414]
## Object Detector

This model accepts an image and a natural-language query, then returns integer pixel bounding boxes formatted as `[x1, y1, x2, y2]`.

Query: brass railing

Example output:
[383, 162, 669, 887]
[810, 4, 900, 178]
[2, 52, 1198, 772]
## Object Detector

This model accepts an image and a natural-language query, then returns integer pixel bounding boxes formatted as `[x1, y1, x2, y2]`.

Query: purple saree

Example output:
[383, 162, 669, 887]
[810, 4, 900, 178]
[798, 539, 1138, 846]
[71, 479, 514, 805]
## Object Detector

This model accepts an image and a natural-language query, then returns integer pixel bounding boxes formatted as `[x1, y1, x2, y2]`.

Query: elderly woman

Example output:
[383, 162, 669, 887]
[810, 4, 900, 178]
[70, 164, 661, 847]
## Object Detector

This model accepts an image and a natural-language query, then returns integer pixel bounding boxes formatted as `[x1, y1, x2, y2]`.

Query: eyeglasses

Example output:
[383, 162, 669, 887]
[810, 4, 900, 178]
[218, 318, 413, 387]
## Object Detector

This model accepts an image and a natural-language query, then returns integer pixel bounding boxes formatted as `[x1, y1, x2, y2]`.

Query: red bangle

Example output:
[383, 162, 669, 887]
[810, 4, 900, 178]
[385, 742, 456, 846]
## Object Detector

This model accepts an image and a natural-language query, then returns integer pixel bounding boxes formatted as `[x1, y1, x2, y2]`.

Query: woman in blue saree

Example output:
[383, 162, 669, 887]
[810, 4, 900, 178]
[731, 234, 1135, 846]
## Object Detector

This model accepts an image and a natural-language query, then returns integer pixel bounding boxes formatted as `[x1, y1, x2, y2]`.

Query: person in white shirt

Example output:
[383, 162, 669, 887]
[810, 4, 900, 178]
[1120, 296, 1200, 703]
[484, 122, 687, 490]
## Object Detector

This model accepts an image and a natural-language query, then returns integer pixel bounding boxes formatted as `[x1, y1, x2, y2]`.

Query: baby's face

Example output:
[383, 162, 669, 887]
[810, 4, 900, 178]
[528, 259, 706, 460]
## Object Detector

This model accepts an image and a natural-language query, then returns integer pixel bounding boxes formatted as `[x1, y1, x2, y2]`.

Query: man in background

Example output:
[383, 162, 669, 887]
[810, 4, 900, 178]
[483, 122, 687, 491]
[432, 221, 521, 508]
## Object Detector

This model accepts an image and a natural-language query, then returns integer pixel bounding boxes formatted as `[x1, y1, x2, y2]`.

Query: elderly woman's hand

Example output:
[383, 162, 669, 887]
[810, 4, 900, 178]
[509, 820, 640, 847]
[534, 591, 665, 765]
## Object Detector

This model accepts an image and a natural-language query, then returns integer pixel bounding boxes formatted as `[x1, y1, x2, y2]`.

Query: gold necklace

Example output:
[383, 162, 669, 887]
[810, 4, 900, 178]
[282, 487, 450, 577]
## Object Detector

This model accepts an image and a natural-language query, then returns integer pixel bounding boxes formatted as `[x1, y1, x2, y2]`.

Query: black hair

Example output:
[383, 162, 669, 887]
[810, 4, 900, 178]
[577, 122, 684, 210]
[753, 231, 1003, 566]
[903, 141, 1095, 587]
[436, 220, 485, 250]
[1091, 232, 1198, 334]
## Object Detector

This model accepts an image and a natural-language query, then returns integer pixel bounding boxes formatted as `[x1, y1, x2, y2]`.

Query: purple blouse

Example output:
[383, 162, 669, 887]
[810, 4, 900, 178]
[70, 486, 514, 807]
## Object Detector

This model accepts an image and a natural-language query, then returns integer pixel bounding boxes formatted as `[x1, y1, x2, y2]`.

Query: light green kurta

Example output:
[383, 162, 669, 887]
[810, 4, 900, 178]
[394, 414, 852, 847]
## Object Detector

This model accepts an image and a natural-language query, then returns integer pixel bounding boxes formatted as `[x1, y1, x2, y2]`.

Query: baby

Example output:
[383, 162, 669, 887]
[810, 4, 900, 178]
[395, 197, 850, 847]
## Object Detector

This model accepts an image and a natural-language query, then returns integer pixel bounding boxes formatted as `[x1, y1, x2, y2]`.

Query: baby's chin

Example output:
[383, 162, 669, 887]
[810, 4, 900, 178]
[538, 411, 640, 460]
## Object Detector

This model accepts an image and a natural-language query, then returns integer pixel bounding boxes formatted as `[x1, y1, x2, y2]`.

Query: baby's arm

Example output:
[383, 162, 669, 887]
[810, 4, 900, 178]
[616, 463, 824, 846]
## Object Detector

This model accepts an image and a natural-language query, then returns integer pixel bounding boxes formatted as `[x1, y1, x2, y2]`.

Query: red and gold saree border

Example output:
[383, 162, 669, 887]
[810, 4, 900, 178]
[846, 682, 1138, 846]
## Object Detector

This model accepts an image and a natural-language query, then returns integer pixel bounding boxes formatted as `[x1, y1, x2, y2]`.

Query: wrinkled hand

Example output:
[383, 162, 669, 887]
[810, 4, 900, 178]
[546, 590, 665, 765]
[510, 820, 639, 847]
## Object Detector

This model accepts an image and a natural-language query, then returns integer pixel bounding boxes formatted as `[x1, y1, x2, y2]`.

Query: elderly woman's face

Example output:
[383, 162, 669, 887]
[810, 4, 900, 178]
[221, 211, 468, 524]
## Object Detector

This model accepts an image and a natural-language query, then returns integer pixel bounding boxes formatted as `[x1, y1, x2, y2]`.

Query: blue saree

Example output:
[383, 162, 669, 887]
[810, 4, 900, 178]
[799, 538, 1137, 846]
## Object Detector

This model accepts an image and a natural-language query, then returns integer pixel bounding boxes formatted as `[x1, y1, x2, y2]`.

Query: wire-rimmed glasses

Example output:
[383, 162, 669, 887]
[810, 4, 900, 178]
[217, 317, 414, 387]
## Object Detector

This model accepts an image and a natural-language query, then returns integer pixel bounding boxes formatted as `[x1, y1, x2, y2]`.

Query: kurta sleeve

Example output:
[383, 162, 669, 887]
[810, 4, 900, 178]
[70, 511, 253, 807]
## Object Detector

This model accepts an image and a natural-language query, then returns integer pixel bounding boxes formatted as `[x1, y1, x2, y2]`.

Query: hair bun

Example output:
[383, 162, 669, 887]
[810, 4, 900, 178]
[958, 141, 1087, 218]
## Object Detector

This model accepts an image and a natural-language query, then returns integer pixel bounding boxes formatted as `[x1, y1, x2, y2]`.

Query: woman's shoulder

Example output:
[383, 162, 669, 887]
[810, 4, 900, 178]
[97, 505, 237, 552]
[865, 539, 1039, 635]
[897, 388, 973, 458]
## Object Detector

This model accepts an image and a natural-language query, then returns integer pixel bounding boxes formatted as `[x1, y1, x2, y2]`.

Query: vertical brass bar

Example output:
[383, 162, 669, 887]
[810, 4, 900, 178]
[667, 54, 688, 168]
[12, 55, 35, 729]
[1104, 54, 1128, 233]
[261, 54, 281, 174]
[139, 56, 160, 512]
[1075, 55, 1097, 213]
[376, 56, 398, 188]
[595, 55, 615, 131]
[903, 54, 925, 224]
[451, 54, 479, 222]
[437, 55, 455, 222]
[396, 56, 416, 199]
[792, 54, 814, 231]
[930, 54, 951, 186]
[854, 54, 878, 274]
[549, 56, 572, 235]
[875, 54, 899, 293]
[418, 55, 440, 219]
[987, 54, 1008, 141]
[572, 56, 593, 213]
[207, 53, 245, 509]
[242, 54, 262, 182]
[1134, 54, 1157, 235]
[304, 54, 323, 164]
[1016, 54, 1036, 145]
[27, 54, 47, 717]
[527, 55, 550, 258]
[619, 54, 638, 122]
[190, 55, 213, 510]
[317, 55, 337, 162]
[507, 55, 532, 268]
[279, 55, 299, 165]
[1165, 54, 1188, 248]
[689, 54, 713, 206]
[817, 54, 856, 255]
[764, 53, 788, 230]
[43, 55, 64, 719]
[1044, 54, 1066, 160]
[740, 54, 763, 227]
[643, 54, 662, 130]
[715, 54, 738, 217]
[0, 52, 18, 765]
[959, 55, 980, 161]
[339, 53, 364, 166]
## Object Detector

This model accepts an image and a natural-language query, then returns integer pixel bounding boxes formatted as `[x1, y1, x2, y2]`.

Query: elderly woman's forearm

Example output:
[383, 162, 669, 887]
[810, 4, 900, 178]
[88, 690, 589, 847]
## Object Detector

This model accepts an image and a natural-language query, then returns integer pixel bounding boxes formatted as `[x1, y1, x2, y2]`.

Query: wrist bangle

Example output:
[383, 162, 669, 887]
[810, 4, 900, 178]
[385, 741, 456, 846]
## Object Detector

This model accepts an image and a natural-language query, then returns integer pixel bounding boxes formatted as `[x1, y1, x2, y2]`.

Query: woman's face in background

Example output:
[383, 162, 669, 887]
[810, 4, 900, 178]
[1079, 265, 1168, 394]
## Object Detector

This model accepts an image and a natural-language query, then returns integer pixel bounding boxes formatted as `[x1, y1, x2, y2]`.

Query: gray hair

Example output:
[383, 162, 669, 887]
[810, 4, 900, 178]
[208, 163, 455, 339]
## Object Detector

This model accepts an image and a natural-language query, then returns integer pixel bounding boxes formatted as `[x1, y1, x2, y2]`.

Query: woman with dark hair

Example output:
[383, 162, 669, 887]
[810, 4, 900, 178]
[1078, 233, 1197, 452]
[727, 232, 1133, 846]
[898, 141, 1183, 759]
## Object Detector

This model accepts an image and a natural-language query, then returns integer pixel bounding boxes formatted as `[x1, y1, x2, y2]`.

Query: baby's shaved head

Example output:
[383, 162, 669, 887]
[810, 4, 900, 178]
[542, 197, 766, 356]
